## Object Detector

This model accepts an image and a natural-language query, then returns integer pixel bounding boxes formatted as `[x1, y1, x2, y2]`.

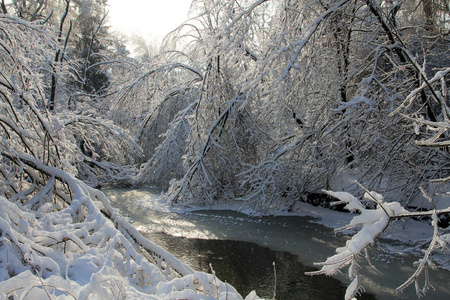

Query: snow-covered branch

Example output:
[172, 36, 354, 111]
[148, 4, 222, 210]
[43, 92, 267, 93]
[307, 186, 450, 299]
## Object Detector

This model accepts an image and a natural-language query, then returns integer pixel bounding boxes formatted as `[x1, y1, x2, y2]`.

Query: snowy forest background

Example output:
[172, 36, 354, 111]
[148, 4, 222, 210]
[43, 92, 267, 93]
[1, 0, 450, 299]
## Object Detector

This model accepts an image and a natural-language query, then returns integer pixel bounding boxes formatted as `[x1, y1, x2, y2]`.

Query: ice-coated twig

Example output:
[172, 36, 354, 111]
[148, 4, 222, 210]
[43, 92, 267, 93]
[396, 188, 439, 297]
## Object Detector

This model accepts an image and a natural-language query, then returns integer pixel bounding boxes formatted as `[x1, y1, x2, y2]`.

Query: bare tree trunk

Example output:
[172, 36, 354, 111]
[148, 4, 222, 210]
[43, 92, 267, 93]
[423, 0, 436, 31]
[1, 0, 7, 14]
[30, 0, 45, 21]
[366, 0, 437, 122]
[49, 0, 71, 111]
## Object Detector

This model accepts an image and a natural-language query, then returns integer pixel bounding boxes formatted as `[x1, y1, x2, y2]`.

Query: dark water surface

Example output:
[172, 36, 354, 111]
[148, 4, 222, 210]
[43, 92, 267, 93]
[145, 232, 377, 300]
[104, 187, 450, 300]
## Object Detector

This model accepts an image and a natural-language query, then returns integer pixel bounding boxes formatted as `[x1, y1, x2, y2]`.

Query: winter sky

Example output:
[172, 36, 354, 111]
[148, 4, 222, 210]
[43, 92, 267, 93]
[107, 0, 192, 42]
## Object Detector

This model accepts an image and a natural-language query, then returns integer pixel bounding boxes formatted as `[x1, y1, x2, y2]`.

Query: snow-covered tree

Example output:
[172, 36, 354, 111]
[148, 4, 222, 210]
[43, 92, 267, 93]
[300, 1, 450, 298]
[0, 10, 256, 300]
[132, 0, 448, 212]
[0, 9, 140, 188]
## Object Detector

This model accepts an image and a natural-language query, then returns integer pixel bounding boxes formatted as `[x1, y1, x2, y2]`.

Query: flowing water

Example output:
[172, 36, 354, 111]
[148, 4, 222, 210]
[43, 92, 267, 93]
[103, 187, 450, 300]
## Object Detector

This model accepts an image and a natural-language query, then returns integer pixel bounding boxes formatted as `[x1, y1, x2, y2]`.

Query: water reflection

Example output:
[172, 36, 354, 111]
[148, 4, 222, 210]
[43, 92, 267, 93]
[146, 232, 377, 300]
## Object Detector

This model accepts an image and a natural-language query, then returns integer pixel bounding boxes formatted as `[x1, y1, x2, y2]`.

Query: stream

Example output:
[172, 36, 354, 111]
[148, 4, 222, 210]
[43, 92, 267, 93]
[103, 187, 450, 300]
